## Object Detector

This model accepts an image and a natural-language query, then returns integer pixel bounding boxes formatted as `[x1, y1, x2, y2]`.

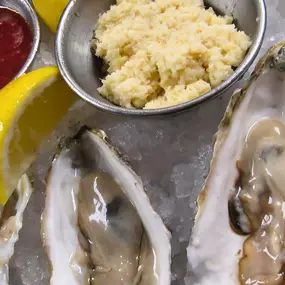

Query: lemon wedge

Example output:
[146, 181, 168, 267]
[0, 66, 77, 206]
[33, 0, 69, 33]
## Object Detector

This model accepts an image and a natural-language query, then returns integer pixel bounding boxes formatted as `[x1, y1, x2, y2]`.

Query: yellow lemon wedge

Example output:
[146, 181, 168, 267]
[0, 66, 77, 206]
[33, 0, 69, 33]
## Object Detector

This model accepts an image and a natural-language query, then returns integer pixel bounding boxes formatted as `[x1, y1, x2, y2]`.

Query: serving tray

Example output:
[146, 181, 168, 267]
[9, 1, 285, 284]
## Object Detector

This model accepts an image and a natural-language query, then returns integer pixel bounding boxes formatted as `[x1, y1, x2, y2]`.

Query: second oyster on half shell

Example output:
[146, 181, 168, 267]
[42, 128, 171, 285]
[186, 42, 285, 285]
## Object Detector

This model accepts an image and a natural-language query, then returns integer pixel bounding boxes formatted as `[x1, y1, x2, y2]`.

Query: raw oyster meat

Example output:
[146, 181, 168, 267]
[186, 42, 285, 285]
[42, 128, 171, 285]
[0, 174, 32, 285]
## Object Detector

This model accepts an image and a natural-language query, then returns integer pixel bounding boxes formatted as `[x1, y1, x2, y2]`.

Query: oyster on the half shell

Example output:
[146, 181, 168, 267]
[186, 42, 285, 285]
[0, 174, 32, 285]
[42, 128, 171, 285]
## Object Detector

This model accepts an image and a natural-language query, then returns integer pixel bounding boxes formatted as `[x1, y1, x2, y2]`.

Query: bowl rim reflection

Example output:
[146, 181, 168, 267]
[0, 0, 40, 82]
[56, 0, 267, 116]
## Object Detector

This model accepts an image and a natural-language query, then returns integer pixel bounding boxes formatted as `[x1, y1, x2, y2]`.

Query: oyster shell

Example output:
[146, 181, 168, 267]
[42, 128, 171, 285]
[0, 174, 32, 285]
[186, 42, 285, 285]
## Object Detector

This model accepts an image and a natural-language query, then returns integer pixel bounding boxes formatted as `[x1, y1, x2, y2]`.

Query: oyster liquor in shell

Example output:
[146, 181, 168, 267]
[42, 128, 171, 285]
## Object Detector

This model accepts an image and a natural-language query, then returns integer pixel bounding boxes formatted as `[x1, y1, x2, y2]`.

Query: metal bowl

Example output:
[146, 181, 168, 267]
[56, 0, 266, 116]
[0, 0, 40, 79]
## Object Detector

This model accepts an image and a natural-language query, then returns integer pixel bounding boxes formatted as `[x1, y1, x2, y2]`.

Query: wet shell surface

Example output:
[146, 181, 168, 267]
[42, 128, 171, 285]
[186, 42, 285, 285]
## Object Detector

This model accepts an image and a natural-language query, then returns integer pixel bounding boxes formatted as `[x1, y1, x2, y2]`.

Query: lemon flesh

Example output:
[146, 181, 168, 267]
[33, 0, 69, 33]
[0, 66, 77, 205]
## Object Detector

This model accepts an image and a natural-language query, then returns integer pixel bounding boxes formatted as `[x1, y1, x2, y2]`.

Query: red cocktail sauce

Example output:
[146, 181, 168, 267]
[0, 7, 33, 89]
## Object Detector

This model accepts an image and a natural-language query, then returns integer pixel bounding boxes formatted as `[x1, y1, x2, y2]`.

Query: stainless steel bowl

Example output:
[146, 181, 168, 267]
[0, 0, 40, 80]
[56, 0, 266, 116]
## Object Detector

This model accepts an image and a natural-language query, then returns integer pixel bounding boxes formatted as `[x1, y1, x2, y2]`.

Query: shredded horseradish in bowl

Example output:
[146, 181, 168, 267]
[92, 0, 252, 109]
